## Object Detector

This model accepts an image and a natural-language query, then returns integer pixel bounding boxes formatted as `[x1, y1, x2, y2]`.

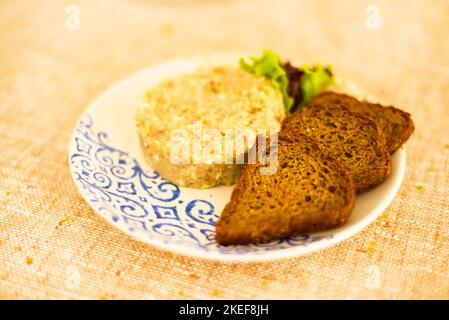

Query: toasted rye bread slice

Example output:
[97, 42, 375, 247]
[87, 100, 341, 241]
[311, 92, 414, 154]
[282, 103, 391, 191]
[215, 133, 355, 246]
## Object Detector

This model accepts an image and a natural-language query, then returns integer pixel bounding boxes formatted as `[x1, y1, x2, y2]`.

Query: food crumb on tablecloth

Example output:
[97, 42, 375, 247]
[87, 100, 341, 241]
[188, 273, 200, 280]
[366, 241, 383, 254]
[212, 290, 220, 297]
[434, 232, 440, 241]
[26, 256, 33, 265]
[58, 215, 72, 226]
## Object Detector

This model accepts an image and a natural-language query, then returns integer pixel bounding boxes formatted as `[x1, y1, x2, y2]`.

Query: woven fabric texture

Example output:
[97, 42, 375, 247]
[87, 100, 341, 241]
[0, 0, 448, 299]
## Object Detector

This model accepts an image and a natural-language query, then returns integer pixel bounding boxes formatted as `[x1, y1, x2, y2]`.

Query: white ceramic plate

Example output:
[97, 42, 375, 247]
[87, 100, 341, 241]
[68, 56, 406, 262]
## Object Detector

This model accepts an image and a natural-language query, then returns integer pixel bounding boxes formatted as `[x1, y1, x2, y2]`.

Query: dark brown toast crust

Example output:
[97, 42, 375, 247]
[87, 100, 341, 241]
[215, 133, 356, 246]
[282, 103, 392, 191]
[311, 92, 414, 154]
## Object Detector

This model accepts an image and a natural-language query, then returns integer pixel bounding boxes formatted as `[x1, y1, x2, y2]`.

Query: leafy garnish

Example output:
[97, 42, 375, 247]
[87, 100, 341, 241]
[298, 63, 335, 107]
[240, 49, 293, 114]
[240, 50, 335, 114]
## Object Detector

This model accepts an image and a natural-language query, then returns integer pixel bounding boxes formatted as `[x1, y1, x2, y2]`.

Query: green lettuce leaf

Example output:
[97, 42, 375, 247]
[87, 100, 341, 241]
[240, 49, 293, 114]
[298, 63, 335, 107]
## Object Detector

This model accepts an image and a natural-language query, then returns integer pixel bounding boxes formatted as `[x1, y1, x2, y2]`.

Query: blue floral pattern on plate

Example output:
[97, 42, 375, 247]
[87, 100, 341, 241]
[69, 114, 333, 258]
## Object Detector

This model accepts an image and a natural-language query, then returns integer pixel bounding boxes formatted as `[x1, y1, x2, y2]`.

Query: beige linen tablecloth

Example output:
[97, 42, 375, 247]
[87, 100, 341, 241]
[0, 0, 448, 299]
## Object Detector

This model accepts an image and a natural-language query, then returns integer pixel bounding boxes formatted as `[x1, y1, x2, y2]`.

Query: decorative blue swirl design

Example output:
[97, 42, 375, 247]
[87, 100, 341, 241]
[69, 114, 333, 255]
[185, 200, 218, 226]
